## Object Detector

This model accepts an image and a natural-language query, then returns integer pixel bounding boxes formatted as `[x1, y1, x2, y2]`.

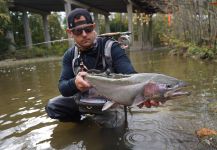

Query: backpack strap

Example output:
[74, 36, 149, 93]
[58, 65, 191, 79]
[72, 38, 118, 75]
[72, 46, 80, 75]
[103, 39, 118, 72]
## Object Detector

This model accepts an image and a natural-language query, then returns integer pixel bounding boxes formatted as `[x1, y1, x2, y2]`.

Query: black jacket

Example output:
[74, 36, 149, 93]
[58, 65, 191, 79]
[58, 37, 136, 96]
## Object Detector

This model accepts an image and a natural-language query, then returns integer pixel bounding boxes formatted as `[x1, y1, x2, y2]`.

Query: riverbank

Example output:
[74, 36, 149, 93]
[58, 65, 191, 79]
[161, 36, 217, 62]
[0, 46, 216, 68]
[0, 56, 62, 68]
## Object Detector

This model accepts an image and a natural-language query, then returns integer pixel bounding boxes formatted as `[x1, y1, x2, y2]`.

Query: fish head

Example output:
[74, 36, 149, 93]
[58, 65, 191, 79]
[143, 76, 190, 103]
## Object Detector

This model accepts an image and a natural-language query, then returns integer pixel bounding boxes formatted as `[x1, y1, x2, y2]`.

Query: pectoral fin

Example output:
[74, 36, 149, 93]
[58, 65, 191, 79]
[102, 101, 115, 111]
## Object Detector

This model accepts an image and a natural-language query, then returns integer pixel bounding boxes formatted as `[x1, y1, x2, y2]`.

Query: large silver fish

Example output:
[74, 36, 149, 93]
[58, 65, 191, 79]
[84, 73, 190, 110]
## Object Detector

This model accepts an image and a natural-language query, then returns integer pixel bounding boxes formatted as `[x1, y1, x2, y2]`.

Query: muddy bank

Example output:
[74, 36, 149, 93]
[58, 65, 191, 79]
[0, 56, 62, 68]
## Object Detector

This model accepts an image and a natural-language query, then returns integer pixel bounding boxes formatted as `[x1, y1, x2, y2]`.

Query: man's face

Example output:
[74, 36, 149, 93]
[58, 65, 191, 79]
[68, 16, 96, 51]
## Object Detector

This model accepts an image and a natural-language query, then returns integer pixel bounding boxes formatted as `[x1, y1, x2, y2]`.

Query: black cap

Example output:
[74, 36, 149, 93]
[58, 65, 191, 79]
[67, 8, 93, 29]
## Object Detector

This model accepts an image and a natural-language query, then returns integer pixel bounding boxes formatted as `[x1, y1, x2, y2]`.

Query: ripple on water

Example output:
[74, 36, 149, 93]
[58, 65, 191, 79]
[10, 109, 40, 117]
[0, 124, 57, 150]
[124, 129, 170, 149]
[1, 121, 13, 126]
[124, 122, 197, 150]
[0, 114, 7, 119]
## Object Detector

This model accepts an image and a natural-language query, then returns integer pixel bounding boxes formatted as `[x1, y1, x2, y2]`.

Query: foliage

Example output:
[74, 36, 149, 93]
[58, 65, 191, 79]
[165, 35, 217, 60]
[165, 0, 217, 58]
[152, 14, 169, 46]
[110, 13, 128, 32]
[0, 0, 10, 34]
[29, 14, 44, 43]
[48, 12, 66, 40]
[62, 17, 67, 30]
[98, 15, 105, 34]
[10, 12, 25, 47]
[0, 0, 11, 53]
[188, 45, 216, 59]
[6, 41, 68, 60]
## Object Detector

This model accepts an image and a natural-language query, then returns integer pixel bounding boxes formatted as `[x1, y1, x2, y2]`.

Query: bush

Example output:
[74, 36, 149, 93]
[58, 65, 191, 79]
[165, 35, 217, 60]
[0, 40, 69, 60]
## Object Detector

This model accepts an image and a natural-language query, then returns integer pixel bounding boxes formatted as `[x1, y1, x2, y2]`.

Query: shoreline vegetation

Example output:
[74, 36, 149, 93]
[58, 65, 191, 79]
[0, 56, 62, 68]
[0, 41, 68, 68]
[160, 35, 217, 63]
[0, 32, 216, 68]
[0, 40, 216, 68]
[168, 43, 217, 63]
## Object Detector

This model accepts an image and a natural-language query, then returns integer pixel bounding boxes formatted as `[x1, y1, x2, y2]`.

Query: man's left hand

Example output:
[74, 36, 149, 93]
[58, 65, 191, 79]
[142, 100, 160, 108]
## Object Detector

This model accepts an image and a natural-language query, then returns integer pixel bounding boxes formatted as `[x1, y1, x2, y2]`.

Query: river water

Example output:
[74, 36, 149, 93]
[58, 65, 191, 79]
[0, 50, 217, 150]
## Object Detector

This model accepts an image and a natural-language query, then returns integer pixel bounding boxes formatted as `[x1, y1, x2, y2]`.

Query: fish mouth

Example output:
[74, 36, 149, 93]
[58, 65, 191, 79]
[164, 82, 191, 98]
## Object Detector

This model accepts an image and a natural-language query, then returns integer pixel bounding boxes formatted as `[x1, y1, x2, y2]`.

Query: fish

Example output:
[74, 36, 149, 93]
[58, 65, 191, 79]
[84, 73, 191, 111]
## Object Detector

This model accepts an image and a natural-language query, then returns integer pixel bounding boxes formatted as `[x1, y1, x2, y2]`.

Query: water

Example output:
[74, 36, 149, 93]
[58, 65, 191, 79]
[0, 50, 217, 150]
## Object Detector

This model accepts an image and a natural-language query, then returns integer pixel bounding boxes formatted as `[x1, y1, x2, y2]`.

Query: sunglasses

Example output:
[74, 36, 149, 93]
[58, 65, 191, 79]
[71, 25, 94, 36]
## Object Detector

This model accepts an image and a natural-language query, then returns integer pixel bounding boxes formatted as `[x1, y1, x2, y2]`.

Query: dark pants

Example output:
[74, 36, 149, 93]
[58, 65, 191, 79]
[45, 95, 126, 128]
[45, 95, 81, 122]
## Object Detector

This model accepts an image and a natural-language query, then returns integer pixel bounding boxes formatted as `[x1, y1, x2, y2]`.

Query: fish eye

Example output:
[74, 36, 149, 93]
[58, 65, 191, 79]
[166, 84, 172, 88]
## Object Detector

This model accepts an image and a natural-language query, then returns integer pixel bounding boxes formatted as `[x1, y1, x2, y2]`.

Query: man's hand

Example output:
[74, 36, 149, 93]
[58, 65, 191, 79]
[143, 100, 160, 108]
[137, 100, 160, 108]
[75, 71, 91, 92]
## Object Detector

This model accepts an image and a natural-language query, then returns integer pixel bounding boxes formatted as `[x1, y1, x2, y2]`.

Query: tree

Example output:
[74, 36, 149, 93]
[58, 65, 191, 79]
[10, 11, 25, 47]
[29, 14, 44, 43]
[0, 0, 11, 54]
[170, 0, 217, 48]
[152, 14, 168, 46]
[110, 13, 128, 32]
[48, 12, 65, 40]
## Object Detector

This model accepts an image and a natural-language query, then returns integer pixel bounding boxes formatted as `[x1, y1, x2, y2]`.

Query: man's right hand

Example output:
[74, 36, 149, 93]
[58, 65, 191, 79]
[75, 71, 91, 92]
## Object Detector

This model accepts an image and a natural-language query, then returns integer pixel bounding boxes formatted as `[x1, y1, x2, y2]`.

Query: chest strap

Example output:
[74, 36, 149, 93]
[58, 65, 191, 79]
[72, 39, 118, 75]
[72, 46, 79, 75]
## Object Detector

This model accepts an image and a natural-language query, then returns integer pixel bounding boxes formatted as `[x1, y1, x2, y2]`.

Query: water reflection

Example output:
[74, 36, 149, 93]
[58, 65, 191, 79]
[0, 61, 60, 149]
[0, 50, 217, 149]
[126, 106, 198, 149]
[48, 120, 129, 150]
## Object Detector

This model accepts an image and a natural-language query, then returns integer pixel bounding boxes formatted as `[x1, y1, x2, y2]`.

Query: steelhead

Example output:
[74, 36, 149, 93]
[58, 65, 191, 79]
[84, 73, 190, 110]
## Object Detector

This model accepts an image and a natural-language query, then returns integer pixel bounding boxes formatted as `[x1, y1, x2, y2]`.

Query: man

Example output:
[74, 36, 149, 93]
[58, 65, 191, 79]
[45, 8, 156, 127]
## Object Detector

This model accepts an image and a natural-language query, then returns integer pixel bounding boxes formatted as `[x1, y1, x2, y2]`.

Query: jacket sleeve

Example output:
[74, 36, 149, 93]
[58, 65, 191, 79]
[111, 43, 137, 74]
[58, 49, 79, 97]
